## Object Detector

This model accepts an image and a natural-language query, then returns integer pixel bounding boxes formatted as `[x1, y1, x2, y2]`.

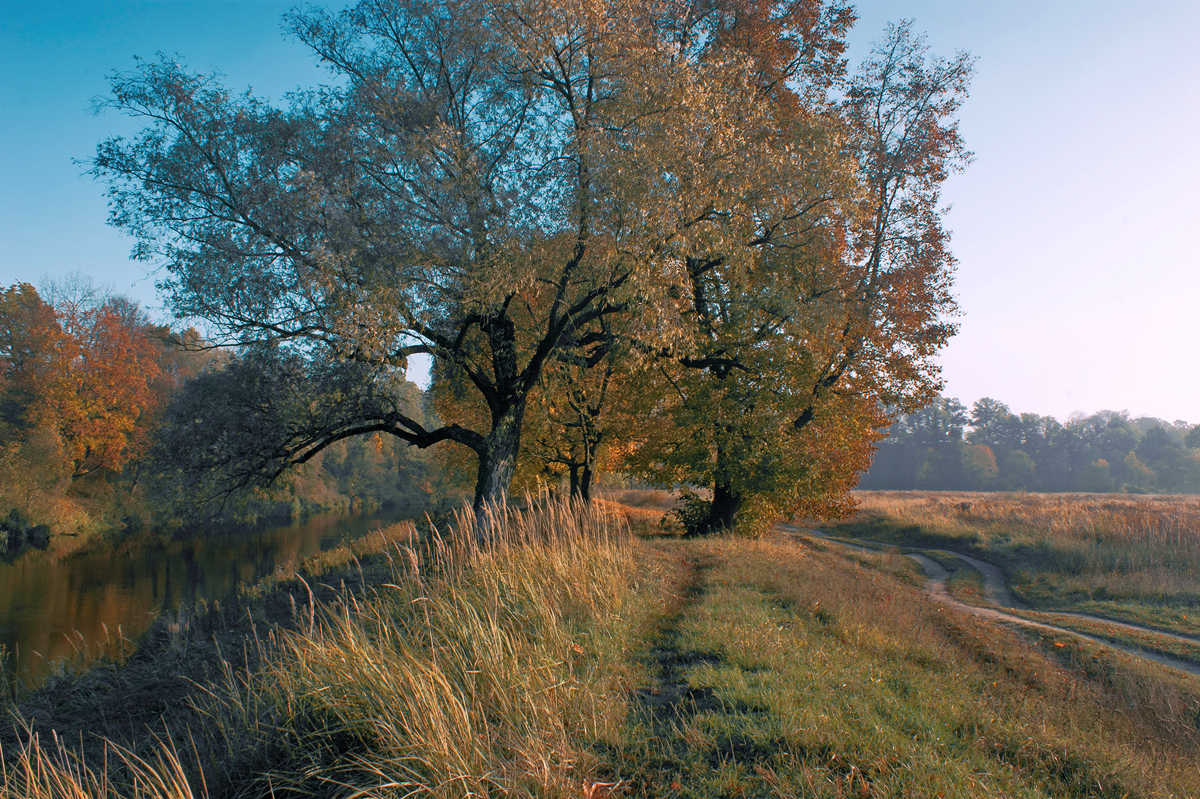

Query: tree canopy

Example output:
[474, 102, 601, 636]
[91, 0, 972, 529]
[0, 281, 165, 478]
[615, 21, 972, 532]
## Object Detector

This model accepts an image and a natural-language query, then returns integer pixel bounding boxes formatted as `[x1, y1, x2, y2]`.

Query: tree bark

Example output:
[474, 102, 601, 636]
[707, 480, 740, 533]
[701, 444, 741, 534]
[578, 459, 593, 502]
[568, 464, 581, 499]
[471, 398, 526, 534]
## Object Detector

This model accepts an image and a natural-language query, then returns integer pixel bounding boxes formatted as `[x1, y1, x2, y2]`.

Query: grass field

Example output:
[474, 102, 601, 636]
[621, 535, 1200, 798]
[823, 491, 1200, 638]
[4, 493, 1200, 798]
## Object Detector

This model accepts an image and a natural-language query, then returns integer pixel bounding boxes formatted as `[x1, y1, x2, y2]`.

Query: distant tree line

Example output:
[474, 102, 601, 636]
[861, 396, 1200, 494]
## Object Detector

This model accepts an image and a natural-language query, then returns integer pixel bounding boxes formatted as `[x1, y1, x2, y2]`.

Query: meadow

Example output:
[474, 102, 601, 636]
[824, 491, 1200, 637]
[4, 492, 1200, 798]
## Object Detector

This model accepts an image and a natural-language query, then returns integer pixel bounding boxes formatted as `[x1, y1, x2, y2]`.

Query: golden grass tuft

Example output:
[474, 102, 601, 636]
[3, 495, 640, 799]
[1, 729, 200, 799]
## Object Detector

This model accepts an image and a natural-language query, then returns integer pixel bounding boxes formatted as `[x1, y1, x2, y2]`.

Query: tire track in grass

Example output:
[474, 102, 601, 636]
[620, 545, 725, 797]
[633, 547, 723, 720]
[781, 525, 1200, 679]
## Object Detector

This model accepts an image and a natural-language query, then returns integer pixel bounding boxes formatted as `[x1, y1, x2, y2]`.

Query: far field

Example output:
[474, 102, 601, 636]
[825, 491, 1200, 637]
[3, 490, 1200, 798]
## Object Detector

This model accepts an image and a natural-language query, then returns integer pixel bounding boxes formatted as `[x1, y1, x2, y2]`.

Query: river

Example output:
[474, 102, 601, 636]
[0, 510, 413, 686]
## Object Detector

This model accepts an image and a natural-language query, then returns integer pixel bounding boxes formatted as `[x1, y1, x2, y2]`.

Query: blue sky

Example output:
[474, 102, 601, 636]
[2, 1, 1198, 423]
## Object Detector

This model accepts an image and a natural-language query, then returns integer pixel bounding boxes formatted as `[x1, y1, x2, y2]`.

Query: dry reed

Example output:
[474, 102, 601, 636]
[2, 494, 638, 799]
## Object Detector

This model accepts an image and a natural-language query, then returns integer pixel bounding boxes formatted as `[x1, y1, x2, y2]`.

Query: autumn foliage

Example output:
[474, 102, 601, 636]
[0, 284, 62, 435]
[1, 283, 163, 479]
[75, 0, 975, 536]
[0, 283, 196, 542]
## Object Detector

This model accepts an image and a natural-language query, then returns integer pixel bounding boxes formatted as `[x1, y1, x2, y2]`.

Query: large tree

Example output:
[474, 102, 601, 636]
[622, 21, 972, 533]
[90, 0, 859, 513]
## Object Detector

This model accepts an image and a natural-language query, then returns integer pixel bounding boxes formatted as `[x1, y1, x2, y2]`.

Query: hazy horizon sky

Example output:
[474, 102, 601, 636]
[2, 1, 1197, 425]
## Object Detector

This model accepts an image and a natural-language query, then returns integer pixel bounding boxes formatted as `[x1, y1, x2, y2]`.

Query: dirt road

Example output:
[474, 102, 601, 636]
[781, 525, 1200, 679]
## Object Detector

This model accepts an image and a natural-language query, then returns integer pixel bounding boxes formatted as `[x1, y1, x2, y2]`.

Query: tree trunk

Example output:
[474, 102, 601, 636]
[472, 400, 525, 529]
[568, 463, 581, 498]
[578, 461, 593, 502]
[707, 480, 740, 532]
[701, 443, 741, 534]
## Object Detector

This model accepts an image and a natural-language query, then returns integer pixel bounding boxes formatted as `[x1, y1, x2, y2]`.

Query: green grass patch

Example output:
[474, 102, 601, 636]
[615, 534, 1200, 798]
[1073, 600, 1200, 637]
[825, 513, 983, 551]
[1005, 608, 1200, 667]
[939, 557, 989, 606]
[1007, 570, 1200, 637]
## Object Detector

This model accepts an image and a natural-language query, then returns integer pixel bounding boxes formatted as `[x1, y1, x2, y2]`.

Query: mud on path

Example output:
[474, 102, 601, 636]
[781, 525, 1200, 679]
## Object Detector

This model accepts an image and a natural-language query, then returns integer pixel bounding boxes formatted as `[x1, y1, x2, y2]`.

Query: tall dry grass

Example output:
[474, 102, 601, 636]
[2, 730, 199, 799]
[2, 495, 639, 799]
[849, 491, 1200, 575]
[857, 491, 1200, 554]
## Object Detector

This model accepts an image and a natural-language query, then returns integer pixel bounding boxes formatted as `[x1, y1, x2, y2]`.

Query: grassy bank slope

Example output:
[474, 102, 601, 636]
[5, 500, 1200, 797]
[3, 499, 646, 798]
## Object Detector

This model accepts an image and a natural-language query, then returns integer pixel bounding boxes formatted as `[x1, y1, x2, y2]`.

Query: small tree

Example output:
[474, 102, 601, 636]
[964, 444, 998, 488]
[1078, 458, 1113, 493]
[0, 284, 64, 438]
[1000, 450, 1036, 491]
[1121, 451, 1156, 494]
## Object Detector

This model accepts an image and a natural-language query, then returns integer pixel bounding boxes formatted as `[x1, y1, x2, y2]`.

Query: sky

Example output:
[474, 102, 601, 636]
[1, 1, 1198, 425]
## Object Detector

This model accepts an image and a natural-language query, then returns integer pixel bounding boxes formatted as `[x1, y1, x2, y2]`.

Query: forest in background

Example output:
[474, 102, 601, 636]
[861, 395, 1200, 494]
[0, 279, 443, 555]
[6, 275, 1198, 559]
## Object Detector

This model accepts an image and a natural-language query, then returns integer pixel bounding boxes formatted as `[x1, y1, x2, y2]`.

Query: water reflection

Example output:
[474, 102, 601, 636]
[0, 510, 412, 685]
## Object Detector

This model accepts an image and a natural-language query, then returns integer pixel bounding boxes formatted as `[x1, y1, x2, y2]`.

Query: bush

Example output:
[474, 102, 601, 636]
[670, 488, 713, 537]
[1, 508, 50, 552]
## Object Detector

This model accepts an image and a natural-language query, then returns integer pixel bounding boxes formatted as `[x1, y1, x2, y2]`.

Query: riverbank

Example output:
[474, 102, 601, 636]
[5, 497, 1200, 797]
[0, 506, 421, 686]
[0, 492, 427, 566]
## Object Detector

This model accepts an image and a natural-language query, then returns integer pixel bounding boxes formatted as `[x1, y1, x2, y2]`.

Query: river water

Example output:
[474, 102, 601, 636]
[0, 510, 412, 686]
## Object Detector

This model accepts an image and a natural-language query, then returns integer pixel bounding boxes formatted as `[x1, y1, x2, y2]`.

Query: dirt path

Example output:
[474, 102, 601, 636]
[781, 525, 1200, 679]
[632, 548, 723, 719]
[933, 549, 1026, 610]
